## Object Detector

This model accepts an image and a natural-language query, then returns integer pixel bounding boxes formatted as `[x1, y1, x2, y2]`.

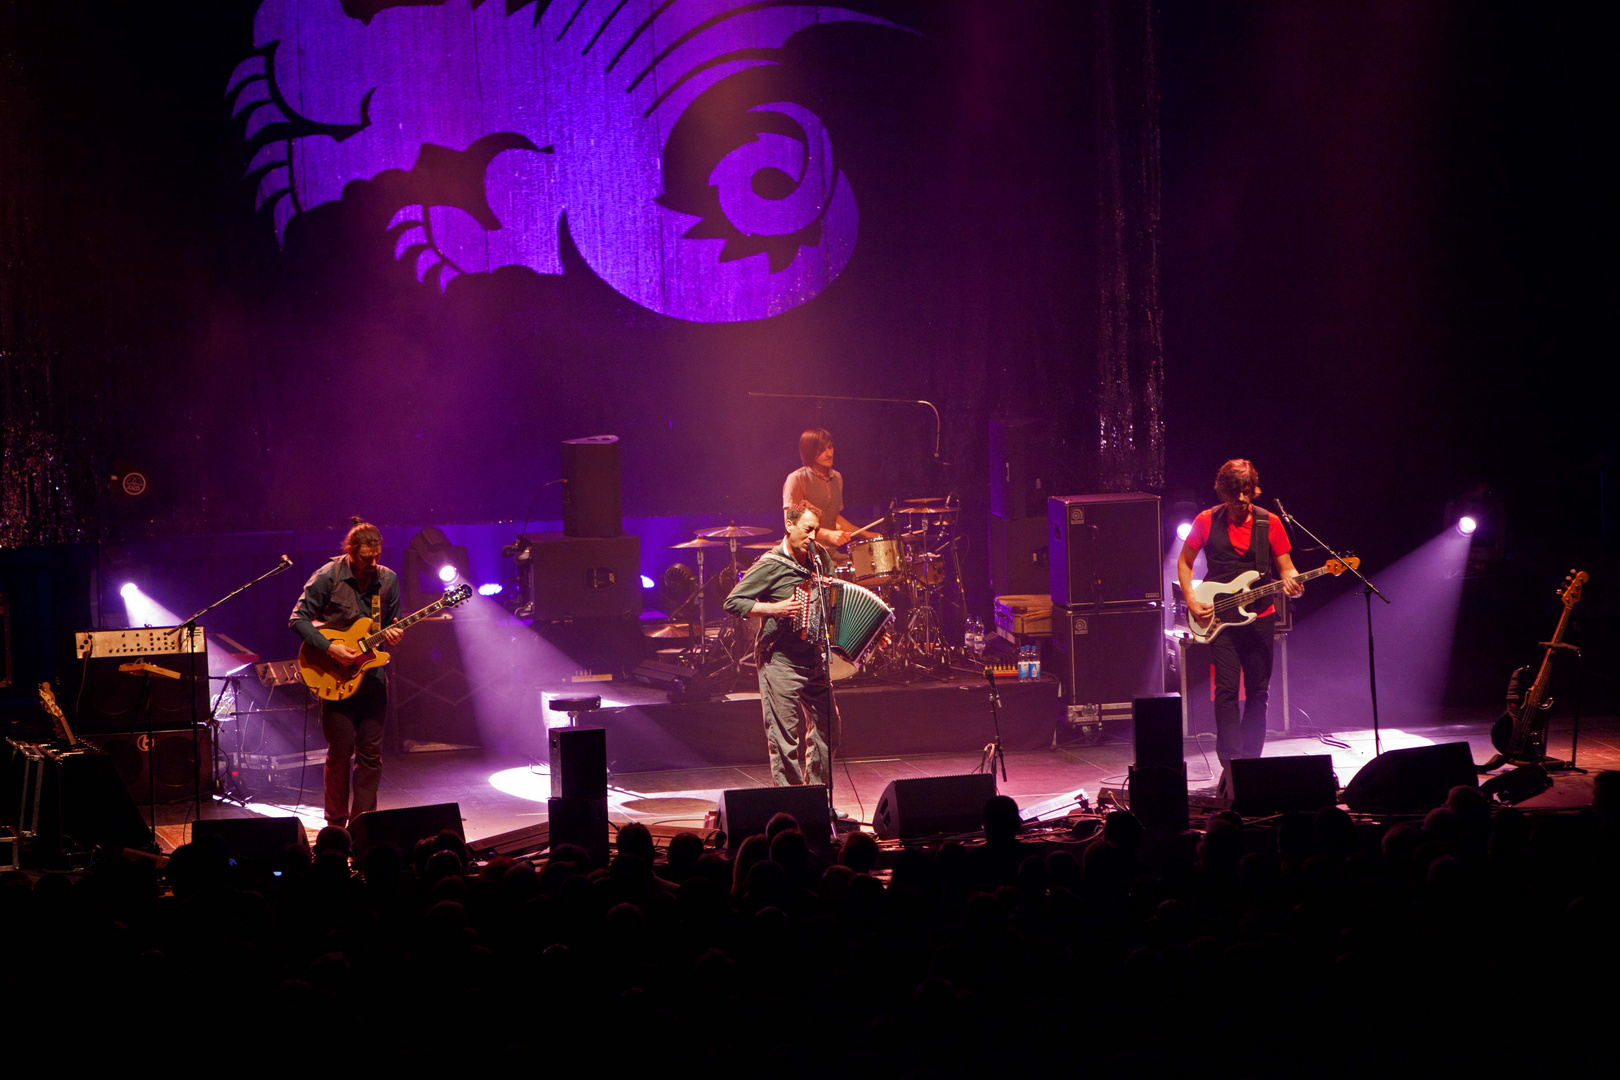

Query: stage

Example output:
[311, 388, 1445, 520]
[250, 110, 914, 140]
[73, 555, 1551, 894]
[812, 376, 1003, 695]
[149, 702, 1616, 850]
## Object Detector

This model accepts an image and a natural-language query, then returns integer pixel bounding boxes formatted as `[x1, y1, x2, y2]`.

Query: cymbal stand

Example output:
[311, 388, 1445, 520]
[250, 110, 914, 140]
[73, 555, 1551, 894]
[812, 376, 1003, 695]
[692, 546, 711, 669]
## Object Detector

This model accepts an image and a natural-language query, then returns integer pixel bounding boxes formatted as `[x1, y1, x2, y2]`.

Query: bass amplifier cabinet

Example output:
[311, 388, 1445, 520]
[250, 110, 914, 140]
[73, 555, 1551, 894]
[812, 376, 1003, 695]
[516, 532, 642, 621]
[1048, 493, 1162, 608]
[1052, 606, 1167, 717]
[70, 648, 211, 734]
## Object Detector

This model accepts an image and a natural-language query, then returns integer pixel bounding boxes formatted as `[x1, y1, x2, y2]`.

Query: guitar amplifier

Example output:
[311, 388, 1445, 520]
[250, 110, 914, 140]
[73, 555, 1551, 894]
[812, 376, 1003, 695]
[1048, 493, 1162, 608]
[1051, 605, 1167, 716]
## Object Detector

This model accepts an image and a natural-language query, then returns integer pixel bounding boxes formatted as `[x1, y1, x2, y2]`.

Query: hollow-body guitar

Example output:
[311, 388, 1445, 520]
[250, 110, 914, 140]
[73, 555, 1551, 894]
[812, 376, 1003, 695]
[298, 584, 472, 701]
[1185, 557, 1359, 644]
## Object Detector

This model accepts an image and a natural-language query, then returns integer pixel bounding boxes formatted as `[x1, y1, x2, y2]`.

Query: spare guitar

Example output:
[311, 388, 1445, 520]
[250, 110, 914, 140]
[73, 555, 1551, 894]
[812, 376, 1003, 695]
[298, 583, 472, 701]
[38, 682, 79, 746]
[1479, 569, 1587, 770]
[1185, 556, 1360, 644]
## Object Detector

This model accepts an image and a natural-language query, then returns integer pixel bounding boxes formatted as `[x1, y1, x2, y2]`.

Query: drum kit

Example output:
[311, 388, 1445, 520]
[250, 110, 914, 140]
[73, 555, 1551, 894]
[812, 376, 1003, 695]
[660, 496, 963, 684]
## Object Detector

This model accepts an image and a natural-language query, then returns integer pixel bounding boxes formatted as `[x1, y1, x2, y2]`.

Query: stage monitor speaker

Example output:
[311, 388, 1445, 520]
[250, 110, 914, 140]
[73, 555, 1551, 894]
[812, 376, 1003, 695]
[718, 784, 832, 849]
[989, 417, 1050, 520]
[561, 435, 622, 538]
[1341, 742, 1478, 814]
[872, 773, 996, 840]
[350, 802, 464, 862]
[1133, 695, 1183, 770]
[1048, 493, 1162, 608]
[1053, 606, 1166, 713]
[548, 795, 610, 865]
[192, 816, 311, 868]
[97, 726, 212, 804]
[1223, 755, 1337, 816]
[518, 532, 642, 621]
[2, 743, 150, 852]
[549, 726, 606, 798]
[988, 514, 1049, 597]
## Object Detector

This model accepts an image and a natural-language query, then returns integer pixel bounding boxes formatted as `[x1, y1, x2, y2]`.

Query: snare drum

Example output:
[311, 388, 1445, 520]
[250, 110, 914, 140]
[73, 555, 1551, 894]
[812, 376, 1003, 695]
[850, 537, 904, 585]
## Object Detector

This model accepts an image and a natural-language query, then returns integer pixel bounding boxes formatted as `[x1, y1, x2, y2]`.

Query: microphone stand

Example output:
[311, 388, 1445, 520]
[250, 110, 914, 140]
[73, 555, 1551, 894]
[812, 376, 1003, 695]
[814, 553, 843, 842]
[980, 667, 1008, 783]
[1275, 503, 1390, 755]
[166, 555, 295, 822]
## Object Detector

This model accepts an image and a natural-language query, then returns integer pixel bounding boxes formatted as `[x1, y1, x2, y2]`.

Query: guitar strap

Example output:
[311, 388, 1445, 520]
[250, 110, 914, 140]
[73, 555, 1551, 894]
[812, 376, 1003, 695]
[371, 593, 381, 621]
[1250, 506, 1271, 579]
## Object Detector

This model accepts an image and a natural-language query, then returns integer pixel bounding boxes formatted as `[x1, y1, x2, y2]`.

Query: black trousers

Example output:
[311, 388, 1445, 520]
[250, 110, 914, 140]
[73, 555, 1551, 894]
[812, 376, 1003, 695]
[322, 676, 386, 826]
[1210, 614, 1275, 766]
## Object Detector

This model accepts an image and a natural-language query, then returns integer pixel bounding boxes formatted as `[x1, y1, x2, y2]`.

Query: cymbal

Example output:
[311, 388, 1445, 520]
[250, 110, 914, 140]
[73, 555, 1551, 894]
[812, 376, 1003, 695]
[893, 505, 958, 517]
[744, 541, 777, 550]
[669, 538, 726, 549]
[696, 524, 772, 539]
[901, 496, 954, 507]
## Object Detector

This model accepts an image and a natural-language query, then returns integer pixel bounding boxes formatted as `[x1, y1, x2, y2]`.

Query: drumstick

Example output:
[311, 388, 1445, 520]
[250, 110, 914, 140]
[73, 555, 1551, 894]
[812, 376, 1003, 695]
[849, 515, 887, 538]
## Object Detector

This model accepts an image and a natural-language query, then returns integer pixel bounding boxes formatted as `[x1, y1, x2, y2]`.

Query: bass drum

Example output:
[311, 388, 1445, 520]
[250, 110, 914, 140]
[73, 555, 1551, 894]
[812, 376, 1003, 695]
[849, 537, 904, 585]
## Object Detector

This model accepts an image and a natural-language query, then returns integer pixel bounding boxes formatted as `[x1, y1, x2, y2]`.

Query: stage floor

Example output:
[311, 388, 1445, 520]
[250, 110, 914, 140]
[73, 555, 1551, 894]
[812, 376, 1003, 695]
[150, 706, 1617, 848]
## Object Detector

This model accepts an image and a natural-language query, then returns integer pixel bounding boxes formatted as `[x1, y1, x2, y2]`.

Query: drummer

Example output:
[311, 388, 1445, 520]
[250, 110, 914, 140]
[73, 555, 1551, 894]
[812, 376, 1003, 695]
[783, 427, 880, 552]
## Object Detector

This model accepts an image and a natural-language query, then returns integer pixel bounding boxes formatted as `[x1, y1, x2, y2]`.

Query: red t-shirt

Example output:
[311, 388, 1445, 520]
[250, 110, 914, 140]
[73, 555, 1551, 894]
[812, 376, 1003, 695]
[1184, 507, 1292, 617]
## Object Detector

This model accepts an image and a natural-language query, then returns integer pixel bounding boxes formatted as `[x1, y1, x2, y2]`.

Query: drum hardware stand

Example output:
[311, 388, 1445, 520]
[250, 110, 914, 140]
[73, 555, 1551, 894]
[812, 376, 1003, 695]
[815, 560, 845, 838]
[977, 666, 1009, 782]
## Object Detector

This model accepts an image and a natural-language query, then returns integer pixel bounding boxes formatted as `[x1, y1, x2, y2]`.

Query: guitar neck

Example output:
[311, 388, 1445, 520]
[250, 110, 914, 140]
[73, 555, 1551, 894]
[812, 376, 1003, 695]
[1236, 563, 1335, 601]
[360, 597, 447, 649]
[1521, 602, 1577, 715]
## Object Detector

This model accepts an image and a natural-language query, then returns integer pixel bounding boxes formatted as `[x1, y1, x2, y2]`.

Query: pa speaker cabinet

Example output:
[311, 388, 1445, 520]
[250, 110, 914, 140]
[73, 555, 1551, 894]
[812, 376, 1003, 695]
[988, 514, 1050, 597]
[192, 816, 311, 867]
[350, 802, 463, 862]
[1223, 755, 1337, 816]
[1048, 493, 1162, 608]
[548, 795, 609, 865]
[1053, 606, 1166, 713]
[549, 726, 606, 798]
[1342, 742, 1477, 815]
[519, 532, 642, 620]
[97, 726, 213, 804]
[718, 785, 832, 849]
[561, 435, 622, 538]
[989, 417, 1051, 520]
[1133, 695, 1184, 770]
[872, 773, 995, 839]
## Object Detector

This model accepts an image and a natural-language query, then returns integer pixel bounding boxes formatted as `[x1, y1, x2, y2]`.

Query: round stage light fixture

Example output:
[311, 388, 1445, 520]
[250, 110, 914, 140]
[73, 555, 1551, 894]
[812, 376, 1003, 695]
[120, 582, 139, 599]
[1456, 515, 1478, 536]
[437, 564, 458, 583]
[477, 583, 503, 596]
[1176, 522, 1193, 541]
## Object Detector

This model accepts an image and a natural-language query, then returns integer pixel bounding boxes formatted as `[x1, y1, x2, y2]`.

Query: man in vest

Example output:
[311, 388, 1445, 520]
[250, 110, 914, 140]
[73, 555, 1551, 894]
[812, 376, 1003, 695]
[1177, 459, 1304, 769]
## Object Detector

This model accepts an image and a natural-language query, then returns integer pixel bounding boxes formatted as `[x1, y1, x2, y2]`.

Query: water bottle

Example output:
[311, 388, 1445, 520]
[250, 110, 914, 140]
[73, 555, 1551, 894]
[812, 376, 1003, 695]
[1017, 645, 1030, 679]
[964, 618, 974, 653]
[1031, 644, 1041, 679]
[971, 617, 984, 656]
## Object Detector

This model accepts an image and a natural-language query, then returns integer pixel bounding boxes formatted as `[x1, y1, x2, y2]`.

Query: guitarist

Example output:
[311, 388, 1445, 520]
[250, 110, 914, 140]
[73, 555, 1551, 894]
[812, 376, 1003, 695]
[1177, 460, 1304, 771]
[289, 518, 403, 828]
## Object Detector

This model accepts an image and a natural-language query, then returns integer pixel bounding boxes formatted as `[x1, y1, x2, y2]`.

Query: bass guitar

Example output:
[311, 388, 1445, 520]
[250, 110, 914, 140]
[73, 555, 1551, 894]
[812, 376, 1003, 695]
[1482, 569, 1587, 767]
[1185, 557, 1360, 644]
[299, 584, 472, 701]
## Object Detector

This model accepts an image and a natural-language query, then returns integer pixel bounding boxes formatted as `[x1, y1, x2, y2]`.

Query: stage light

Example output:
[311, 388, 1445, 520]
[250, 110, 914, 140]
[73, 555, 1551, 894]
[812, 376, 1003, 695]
[1456, 515, 1477, 536]
[437, 563, 458, 583]
[1176, 522, 1193, 541]
[640, 574, 655, 590]
[477, 583, 503, 596]
[120, 582, 139, 599]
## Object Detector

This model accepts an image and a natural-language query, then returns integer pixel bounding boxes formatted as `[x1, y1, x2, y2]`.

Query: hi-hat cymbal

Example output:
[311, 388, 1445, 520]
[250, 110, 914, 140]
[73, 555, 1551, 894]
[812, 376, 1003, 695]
[696, 524, 772, 539]
[669, 538, 727, 549]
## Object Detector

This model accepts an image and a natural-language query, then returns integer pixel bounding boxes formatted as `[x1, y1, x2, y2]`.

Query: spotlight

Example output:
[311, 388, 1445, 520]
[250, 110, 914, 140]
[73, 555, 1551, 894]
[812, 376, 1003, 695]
[438, 564, 458, 583]
[640, 575, 655, 590]
[120, 582, 139, 599]
[477, 583, 503, 596]
[1456, 515, 1477, 537]
[1176, 522, 1193, 541]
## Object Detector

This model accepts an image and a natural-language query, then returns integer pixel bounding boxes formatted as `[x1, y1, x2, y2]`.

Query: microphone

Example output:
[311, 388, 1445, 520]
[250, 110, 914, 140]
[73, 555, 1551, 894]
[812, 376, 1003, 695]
[280, 554, 293, 567]
[1274, 500, 1292, 524]
[984, 665, 997, 686]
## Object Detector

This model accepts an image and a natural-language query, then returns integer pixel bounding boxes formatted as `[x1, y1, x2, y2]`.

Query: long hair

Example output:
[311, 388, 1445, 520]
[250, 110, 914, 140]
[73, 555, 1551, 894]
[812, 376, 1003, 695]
[343, 516, 382, 555]
[798, 427, 833, 467]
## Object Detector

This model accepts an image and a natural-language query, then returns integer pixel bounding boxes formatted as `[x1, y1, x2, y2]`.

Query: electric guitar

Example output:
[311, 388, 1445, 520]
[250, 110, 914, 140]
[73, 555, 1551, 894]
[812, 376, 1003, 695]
[298, 584, 472, 701]
[1185, 557, 1360, 644]
[38, 682, 78, 746]
[1484, 570, 1587, 766]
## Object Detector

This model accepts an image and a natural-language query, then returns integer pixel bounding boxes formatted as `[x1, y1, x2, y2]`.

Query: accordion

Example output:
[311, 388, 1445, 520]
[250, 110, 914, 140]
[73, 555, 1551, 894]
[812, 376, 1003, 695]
[791, 578, 894, 669]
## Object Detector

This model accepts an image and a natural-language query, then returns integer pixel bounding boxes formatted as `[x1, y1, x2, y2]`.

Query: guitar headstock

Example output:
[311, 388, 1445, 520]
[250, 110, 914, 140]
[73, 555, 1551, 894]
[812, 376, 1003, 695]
[1562, 570, 1589, 607]
[1325, 556, 1361, 575]
[38, 681, 64, 722]
[444, 583, 473, 607]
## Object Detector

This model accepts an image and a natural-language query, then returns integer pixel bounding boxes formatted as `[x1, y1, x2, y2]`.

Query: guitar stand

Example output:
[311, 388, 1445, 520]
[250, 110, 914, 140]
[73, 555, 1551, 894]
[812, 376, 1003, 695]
[1476, 641, 1586, 776]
